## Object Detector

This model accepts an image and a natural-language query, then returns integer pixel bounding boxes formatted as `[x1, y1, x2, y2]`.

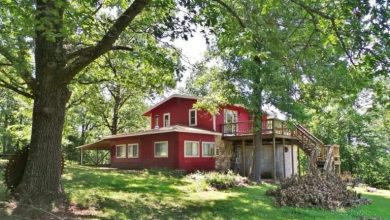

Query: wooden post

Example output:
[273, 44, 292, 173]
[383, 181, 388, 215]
[272, 119, 275, 134]
[96, 149, 99, 166]
[273, 135, 276, 180]
[298, 147, 301, 176]
[291, 144, 295, 175]
[242, 139, 246, 176]
[282, 138, 286, 179]
[80, 148, 83, 165]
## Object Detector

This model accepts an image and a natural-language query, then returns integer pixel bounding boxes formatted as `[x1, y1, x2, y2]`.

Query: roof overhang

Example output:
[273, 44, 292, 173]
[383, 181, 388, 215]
[78, 139, 111, 150]
[78, 125, 221, 150]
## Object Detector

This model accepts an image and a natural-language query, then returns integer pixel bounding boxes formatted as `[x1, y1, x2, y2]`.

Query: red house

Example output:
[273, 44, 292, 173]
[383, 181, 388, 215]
[80, 94, 252, 172]
[80, 94, 340, 178]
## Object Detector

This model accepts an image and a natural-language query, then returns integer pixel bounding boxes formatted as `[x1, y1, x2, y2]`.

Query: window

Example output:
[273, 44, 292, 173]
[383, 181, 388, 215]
[184, 141, 199, 157]
[127, 143, 139, 158]
[154, 114, 159, 129]
[163, 113, 170, 127]
[154, 141, 168, 157]
[202, 142, 216, 157]
[189, 109, 197, 126]
[116, 145, 126, 158]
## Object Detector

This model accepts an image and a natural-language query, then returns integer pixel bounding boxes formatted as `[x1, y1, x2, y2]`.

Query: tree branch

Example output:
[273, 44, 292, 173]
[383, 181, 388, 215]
[290, 0, 355, 65]
[61, 0, 149, 84]
[212, 0, 246, 28]
[0, 45, 36, 91]
[290, 0, 333, 20]
[0, 78, 33, 98]
[0, 62, 12, 66]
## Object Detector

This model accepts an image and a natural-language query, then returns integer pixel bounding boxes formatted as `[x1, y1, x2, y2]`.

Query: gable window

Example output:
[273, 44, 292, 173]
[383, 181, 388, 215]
[202, 142, 216, 157]
[189, 109, 197, 126]
[163, 113, 170, 127]
[154, 141, 168, 157]
[154, 114, 159, 129]
[184, 141, 199, 157]
[127, 143, 139, 158]
[116, 144, 126, 158]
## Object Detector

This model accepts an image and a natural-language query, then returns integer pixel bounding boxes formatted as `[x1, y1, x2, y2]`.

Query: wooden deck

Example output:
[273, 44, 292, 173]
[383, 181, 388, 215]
[221, 118, 341, 175]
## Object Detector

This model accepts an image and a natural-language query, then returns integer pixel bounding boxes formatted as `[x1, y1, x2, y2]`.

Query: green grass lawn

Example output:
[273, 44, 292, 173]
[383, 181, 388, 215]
[1, 160, 390, 219]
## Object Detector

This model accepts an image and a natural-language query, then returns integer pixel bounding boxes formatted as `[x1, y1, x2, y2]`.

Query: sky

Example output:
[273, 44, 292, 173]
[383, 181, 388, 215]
[172, 30, 208, 90]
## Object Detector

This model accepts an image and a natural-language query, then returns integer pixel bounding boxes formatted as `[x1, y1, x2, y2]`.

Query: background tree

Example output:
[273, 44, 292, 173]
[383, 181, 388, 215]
[184, 0, 388, 182]
[0, 89, 32, 154]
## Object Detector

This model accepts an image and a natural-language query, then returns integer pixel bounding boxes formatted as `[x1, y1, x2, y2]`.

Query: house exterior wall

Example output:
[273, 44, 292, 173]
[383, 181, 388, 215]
[148, 97, 214, 131]
[260, 144, 299, 179]
[288, 145, 299, 177]
[215, 105, 252, 132]
[177, 133, 217, 172]
[146, 97, 267, 133]
[109, 132, 179, 169]
[109, 131, 218, 171]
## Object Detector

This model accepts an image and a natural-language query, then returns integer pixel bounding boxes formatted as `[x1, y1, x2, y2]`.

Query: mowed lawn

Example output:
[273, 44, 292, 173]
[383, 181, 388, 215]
[1, 160, 390, 220]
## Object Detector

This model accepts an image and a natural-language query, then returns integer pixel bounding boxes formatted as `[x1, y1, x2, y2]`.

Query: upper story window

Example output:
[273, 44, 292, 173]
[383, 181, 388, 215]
[189, 109, 197, 126]
[163, 113, 170, 127]
[116, 144, 126, 158]
[154, 141, 168, 158]
[184, 141, 199, 157]
[127, 143, 139, 158]
[154, 114, 159, 129]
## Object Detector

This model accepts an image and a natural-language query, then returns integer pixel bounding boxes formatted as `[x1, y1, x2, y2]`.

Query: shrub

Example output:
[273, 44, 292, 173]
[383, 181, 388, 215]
[187, 170, 249, 191]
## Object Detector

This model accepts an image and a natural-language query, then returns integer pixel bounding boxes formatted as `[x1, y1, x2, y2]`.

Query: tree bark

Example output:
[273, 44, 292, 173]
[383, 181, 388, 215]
[14, 0, 69, 206]
[15, 83, 70, 206]
[249, 91, 263, 183]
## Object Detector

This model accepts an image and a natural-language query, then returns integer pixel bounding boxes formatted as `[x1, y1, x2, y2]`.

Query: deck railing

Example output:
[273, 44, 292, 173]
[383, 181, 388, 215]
[221, 119, 292, 136]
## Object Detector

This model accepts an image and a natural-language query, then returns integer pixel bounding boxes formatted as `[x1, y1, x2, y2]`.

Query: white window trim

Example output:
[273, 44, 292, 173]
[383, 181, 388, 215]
[163, 113, 170, 127]
[189, 109, 197, 126]
[127, 143, 139, 158]
[212, 115, 216, 131]
[184, 141, 200, 158]
[154, 141, 169, 158]
[202, 142, 216, 157]
[116, 144, 126, 158]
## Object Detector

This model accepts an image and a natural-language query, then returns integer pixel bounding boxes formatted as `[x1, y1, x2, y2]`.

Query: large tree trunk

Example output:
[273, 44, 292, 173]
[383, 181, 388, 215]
[14, 0, 68, 205]
[15, 82, 70, 206]
[249, 91, 263, 183]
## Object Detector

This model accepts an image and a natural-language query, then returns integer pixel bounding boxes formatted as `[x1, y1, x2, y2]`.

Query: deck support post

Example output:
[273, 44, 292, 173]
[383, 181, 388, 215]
[80, 149, 83, 165]
[282, 138, 286, 179]
[96, 149, 99, 166]
[272, 135, 276, 180]
[242, 139, 246, 176]
[291, 143, 295, 175]
[298, 147, 301, 176]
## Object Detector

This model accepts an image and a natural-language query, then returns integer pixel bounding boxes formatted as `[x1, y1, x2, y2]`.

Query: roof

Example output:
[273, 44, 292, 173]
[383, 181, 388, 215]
[143, 94, 200, 116]
[142, 94, 249, 116]
[78, 125, 221, 150]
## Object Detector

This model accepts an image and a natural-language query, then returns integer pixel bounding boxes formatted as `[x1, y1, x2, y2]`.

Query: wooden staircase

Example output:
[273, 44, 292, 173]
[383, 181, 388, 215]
[293, 124, 341, 173]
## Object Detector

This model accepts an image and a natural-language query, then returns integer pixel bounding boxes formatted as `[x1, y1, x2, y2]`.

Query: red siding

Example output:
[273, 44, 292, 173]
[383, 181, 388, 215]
[109, 132, 179, 169]
[148, 97, 214, 131]
[146, 97, 267, 133]
[177, 133, 216, 172]
[109, 132, 217, 172]
[215, 105, 252, 132]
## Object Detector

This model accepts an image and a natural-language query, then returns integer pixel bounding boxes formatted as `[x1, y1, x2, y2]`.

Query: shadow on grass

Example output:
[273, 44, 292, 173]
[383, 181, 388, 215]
[64, 165, 390, 220]
[64, 165, 184, 196]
